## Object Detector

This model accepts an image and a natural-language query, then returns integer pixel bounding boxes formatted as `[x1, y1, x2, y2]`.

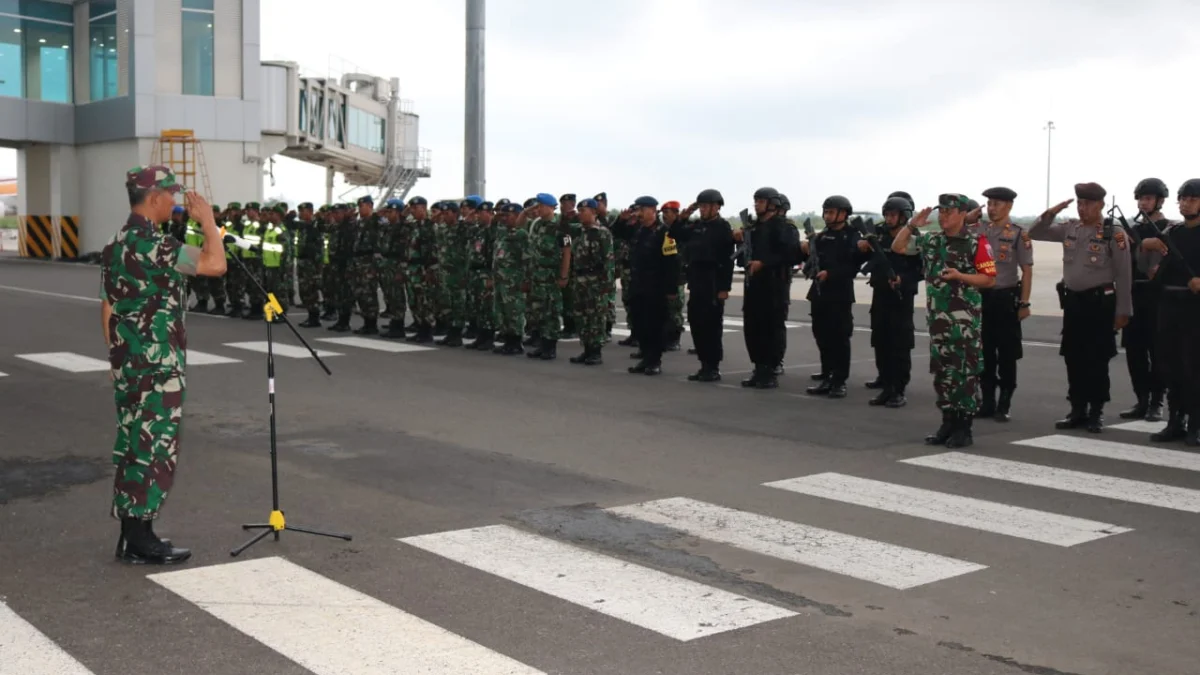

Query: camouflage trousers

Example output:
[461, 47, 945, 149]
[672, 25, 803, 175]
[468, 268, 494, 332]
[263, 266, 288, 311]
[205, 275, 226, 304]
[494, 274, 526, 337]
[528, 275, 563, 340]
[297, 259, 322, 310]
[321, 261, 339, 313]
[348, 257, 379, 319]
[573, 275, 608, 350]
[669, 284, 686, 332]
[928, 310, 983, 414]
[285, 259, 296, 304]
[225, 257, 246, 308]
[111, 364, 185, 520]
[378, 258, 408, 323]
[562, 277, 576, 331]
[439, 266, 468, 329]
[243, 258, 265, 308]
[408, 264, 439, 326]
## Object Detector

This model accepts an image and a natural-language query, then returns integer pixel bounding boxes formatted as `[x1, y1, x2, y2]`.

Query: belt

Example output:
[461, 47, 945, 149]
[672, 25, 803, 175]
[575, 269, 603, 276]
[1162, 285, 1192, 292]
[983, 285, 1019, 293]
[1064, 283, 1114, 296]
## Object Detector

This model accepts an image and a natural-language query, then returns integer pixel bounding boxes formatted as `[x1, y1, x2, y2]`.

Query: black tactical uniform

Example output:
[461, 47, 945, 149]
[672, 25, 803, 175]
[670, 189, 735, 381]
[1119, 178, 1171, 422]
[866, 196, 923, 408]
[627, 195, 681, 375]
[741, 188, 795, 389]
[806, 195, 868, 399]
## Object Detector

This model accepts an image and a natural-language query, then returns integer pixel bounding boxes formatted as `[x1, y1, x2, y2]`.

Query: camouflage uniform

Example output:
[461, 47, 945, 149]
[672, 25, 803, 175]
[319, 208, 339, 318]
[406, 215, 441, 342]
[569, 223, 614, 359]
[293, 210, 324, 326]
[348, 206, 383, 333]
[378, 207, 413, 336]
[467, 214, 498, 347]
[527, 214, 571, 352]
[437, 213, 471, 345]
[492, 207, 530, 353]
[222, 206, 246, 315]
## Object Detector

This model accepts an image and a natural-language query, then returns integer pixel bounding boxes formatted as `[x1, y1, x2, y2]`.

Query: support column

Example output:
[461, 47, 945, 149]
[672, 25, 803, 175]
[464, 0, 485, 198]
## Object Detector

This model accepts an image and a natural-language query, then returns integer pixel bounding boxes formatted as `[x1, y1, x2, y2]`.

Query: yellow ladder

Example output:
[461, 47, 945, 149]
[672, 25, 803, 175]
[150, 129, 213, 199]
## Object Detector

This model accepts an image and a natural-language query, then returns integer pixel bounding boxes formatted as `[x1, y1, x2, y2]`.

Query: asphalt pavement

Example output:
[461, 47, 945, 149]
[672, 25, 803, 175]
[1, 257, 1198, 675]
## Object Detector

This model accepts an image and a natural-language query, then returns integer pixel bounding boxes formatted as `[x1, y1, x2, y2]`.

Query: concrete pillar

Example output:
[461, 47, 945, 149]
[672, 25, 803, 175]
[464, 0, 485, 198]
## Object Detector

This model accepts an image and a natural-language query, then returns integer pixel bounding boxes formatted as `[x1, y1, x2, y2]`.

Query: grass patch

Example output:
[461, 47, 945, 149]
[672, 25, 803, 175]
[0, 216, 17, 229]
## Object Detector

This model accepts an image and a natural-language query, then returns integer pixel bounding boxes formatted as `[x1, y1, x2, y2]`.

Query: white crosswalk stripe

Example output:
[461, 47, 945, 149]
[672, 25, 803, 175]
[1109, 419, 1168, 434]
[902, 452, 1200, 513]
[608, 497, 986, 589]
[0, 600, 96, 674]
[186, 350, 242, 365]
[223, 341, 342, 359]
[15, 352, 110, 372]
[318, 336, 437, 353]
[400, 524, 795, 640]
[764, 472, 1132, 546]
[1013, 434, 1200, 472]
[150, 556, 546, 674]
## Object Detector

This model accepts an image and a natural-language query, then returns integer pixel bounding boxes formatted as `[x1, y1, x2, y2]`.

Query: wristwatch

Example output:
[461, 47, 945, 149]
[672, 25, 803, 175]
[1018, 302, 1031, 309]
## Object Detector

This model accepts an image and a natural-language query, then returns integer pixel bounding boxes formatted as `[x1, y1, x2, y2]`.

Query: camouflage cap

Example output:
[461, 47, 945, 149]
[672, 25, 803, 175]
[298, 202, 314, 211]
[125, 165, 183, 194]
[226, 201, 242, 210]
[937, 193, 971, 209]
[245, 201, 261, 210]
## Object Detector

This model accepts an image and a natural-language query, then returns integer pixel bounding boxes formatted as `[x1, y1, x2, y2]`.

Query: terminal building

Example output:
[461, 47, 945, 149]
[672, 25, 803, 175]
[1, 0, 430, 257]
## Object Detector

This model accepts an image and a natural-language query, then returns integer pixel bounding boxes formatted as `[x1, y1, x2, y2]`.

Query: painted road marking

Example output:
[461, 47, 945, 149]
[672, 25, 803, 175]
[149, 557, 545, 675]
[0, 600, 96, 674]
[1108, 420, 1168, 434]
[15, 352, 109, 373]
[223, 341, 342, 359]
[765, 472, 1131, 546]
[1014, 434, 1200, 473]
[903, 453, 1200, 513]
[608, 497, 986, 589]
[318, 337, 437, 353]
[400, 524, 795, 641]
[186, 350, 242, 366]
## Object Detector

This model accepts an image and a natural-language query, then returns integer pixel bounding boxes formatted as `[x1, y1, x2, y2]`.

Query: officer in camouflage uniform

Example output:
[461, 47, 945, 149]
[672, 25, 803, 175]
[559, 194, 581, 340]
[101, 165, 226, 565]
[319, 205, 339, 320]
[567, 198, 614, 365]
[240, 202, 266, 320]
[348, 195, 383, 335]
[378, 198, 412, 338]
[611, 194, 637, 346]
[292, 202, 324, 327]
[327, 203, 358, 332]
[521, 196, 543, 344]
[521, 193, 572, 360]
[594, 192, 619, 336]
[492, 201, 531, 354]
[892, 194, 997, 448]
[434, 200, 469, 346]
[405, 197, 439, 343]
[466, 200, 498, 350]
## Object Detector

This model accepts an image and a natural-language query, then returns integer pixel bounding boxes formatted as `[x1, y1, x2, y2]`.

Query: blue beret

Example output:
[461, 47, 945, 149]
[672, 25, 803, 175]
[479, 201, 494, 211]
[578, 198, 599, 210]
[535, 192, 558, 207]
[172, 205, 185, 214]
[443, 201, 460, 212]
[357, 195, 374, 205]
[385, 198, 405, 209]
[501, 203, 521, 214]
[462, 195, 483, 208]
[634, 195, 658, 208]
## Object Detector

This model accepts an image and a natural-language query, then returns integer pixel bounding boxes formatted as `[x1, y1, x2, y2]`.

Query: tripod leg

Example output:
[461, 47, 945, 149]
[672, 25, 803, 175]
[242, 523, 272, 530]
[230, 526, 275, 557]
[286, 524, 354, 541]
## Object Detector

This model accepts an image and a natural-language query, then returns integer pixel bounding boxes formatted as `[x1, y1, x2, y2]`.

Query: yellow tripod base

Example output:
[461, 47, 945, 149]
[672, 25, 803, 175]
[263, 293, 284, 322]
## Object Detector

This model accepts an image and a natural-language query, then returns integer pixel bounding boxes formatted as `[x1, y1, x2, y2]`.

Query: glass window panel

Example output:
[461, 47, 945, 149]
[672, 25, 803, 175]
[89, 0, 116, 18]
[88, 10, 116, 100]
[22, 18, 70, 102]
[0, 1, 75, 23]
[182, 0, 214, 10]
[0, 15, 21, 99]
[181, 10, 213, 96]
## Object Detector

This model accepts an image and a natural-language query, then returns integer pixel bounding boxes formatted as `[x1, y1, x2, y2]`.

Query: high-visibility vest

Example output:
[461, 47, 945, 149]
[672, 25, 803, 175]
[184, 219, 204, 247]
[242, 220, 262, 259]
[322, 234, 330, 264]
[223, 220, 238, 258]
[262, 224, 285, 268]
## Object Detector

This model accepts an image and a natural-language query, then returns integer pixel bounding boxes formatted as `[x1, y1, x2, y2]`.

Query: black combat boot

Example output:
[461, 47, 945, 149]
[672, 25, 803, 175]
[538, 339, 558, 360]
[754, 368, 777, 388]
[463, 325, 478, 341]
[354, 317, 379, 336]
[407, 324, 434, 343]
[1119, 394, 1148, 420]
[1145, 392, 1164, 422]
[584, 347, 603, 365]
[994, 389, 1014, 422]
[1085, 402, 1105, 433]
[433, 320, 448, 336]
[946, 413, 974, 448]
[826, 381, 847, 399]
[885, 387, 907, 408]
[381, 319, 408, 339]
[629, 360, 649, 374]
[320, 308, 337, 321]
[523, 332, 540, 347]
[925, 410, 955, 445]
[806, 379, 832, 396]
[299, 310, 322, 328]
[527, 338, 547, 359]
[810, 372, 828, 382]
[618, 335, 638, 347]
[865, 377, 884, 389]
[978, 386, 996, 418]
[504, 335, 525, 355]
[741, 368, 763, 388]
[570, 347, 590, 364]
[437, 327, 463, 347]
[869, 387, 892, 407]
[328, 312, 352, 332]
[116, 518, 191, 566]
[473, 331, 495, 351]
[1055, 402, 1088, 430]
[207, 301, 225, 315]
[696, 366, 721, 382]
[1151, 408, 1187, 442]
[1186, 415, 1199, 447]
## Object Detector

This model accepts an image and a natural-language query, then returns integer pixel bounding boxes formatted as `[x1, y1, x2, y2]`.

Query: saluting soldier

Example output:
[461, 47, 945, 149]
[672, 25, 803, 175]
[626, 195, 680, 375]
[1029, 182, 1133, 433]
[102, 166, 226, 564]
[866, 194, 923, 408]
[519, 193, 571, 360]
[673, 189, 735, 382]
[1118, 178, 1172, 422]
[567, 198, 614, 365]
[971, 187, 1033, 422]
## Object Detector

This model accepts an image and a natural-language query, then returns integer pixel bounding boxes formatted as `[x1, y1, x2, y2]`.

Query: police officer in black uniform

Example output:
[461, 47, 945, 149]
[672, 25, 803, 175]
[1118, 177, 1172, 422]
[865, 195, 923, 408]
[738, 187, 795, 389]
[627, 195, 680, 376]
[774, 194, 800, 376]
[674, 189, 736, 382]
[1145, 178, 1200, 446]
[804, 195, 868, 399]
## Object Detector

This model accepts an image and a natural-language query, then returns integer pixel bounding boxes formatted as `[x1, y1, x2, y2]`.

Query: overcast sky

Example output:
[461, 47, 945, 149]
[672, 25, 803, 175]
[4, 0, 1199, 219]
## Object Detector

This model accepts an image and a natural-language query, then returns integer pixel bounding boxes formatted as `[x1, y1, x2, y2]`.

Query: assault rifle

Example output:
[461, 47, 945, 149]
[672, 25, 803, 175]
[852, 216, 900, 294]
[802, 217, 821, 295]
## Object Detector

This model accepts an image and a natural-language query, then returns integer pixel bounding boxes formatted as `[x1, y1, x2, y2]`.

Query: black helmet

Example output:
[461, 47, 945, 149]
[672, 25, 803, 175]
[887, 191, 915, 209]
[882, 196, 913, 219]
[822, 195, 853, 213]
[753, 187, 779, 201]
[1179, 178, 1200, 199]
[696, 188, 724, 206]
[777, 194, 791, 211]
[1135, 178, 1169, 199]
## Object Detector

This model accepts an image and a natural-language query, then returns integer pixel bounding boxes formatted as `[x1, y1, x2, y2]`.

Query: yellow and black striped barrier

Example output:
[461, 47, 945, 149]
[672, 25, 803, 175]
[18, 215, 54, 258]
[57, 216, 80, 259]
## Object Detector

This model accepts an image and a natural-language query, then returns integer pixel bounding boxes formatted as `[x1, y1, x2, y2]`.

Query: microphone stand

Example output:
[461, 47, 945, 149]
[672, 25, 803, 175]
[222, 239, 352, 557]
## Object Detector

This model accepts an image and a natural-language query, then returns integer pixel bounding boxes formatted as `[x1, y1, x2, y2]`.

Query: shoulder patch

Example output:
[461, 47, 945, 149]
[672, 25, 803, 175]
[662, 234, 678, 256]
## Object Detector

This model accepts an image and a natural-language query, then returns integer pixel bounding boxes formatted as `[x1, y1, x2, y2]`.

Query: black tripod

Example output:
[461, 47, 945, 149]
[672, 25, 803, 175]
[225, 247, 352, 557]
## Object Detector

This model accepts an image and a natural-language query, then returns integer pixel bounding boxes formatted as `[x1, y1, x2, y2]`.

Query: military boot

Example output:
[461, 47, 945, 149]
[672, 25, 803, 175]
[538, 339, 558, 360]
[1151, 408, 1187, 442]
[208, 301, 225, 315]
[473, 331, 495, 351]
[1119, 394, 1148, 420]
[978, 386, 996, 418]
[433, 320, 448, 336]
[695, 366, 721, 382]
[320, 308, 337, 321]
[353, 317, 378, 336]
[570, 348, 590, 364]
[504, 335, 525, 355]
[583, 347, 603, 366]
[327, 312, 352, 332]
[116, 518, 191, 566]
[869, 387, 892, 407]
[299, 310, 322, 328]
[994, 389, 1014, 422]
[1085, 403, 1105, 433]
[1186, 415, 1199, 447]
[463, 325, 478, 341]
[945, 413, 974, 448]
[1145, 392, 1164, 422]
[741, 368, 763, 388]
[527, 338, 547, 359]
[925, 410, 955, 445]
[523, 332, 540, 347]
[618, 335, 638, 347]
[806, 379, 833, 396]
[381, 320, 407, 339]
[407, 324, 434, 343]
[811, 372, 829, 382]
[885, 387, 908, 408]
[754, 370, 777, 388]
[864, 377, 884, 389]
[437, 327, 463, 347]
[1055, 402, 1088, 430]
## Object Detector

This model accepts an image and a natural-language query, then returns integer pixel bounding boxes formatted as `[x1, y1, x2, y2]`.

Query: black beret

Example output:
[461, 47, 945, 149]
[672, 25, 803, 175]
[357, 195, 374, 205]
[479, 201, 494, 211]
[408, 196, 428, 206]
[298, 202, 314, 211]
[560, 193, 576, 202]
[1074, 182, 1106, 201]
[981, 187, 1017, 202]
[634, 195, 659, 208]
[593, 192, 607, 202]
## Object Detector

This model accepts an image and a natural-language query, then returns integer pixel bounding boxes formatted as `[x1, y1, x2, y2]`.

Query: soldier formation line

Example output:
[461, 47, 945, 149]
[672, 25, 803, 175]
[103, 165, 1200, 565]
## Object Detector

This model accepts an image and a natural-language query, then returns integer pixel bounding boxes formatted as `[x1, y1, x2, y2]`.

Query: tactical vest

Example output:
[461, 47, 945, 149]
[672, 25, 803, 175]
[184, 219, 204, 247]
[242, 220, 263, 259]
[262, 224, 284, 268]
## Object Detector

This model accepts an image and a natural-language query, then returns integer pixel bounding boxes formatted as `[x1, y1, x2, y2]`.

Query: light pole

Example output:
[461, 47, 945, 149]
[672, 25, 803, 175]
[1044, 120, 1055, 210]
[465, 0, 486, 198]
